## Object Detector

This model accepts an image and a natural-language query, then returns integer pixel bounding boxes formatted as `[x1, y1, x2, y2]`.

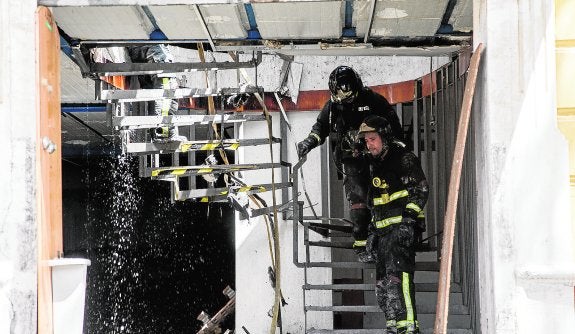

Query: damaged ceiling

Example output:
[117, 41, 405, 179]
[41, 0, 473, 154]
[48, 0, 472, 54]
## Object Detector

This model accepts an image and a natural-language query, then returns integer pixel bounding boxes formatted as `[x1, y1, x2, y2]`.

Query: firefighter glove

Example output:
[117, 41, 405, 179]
[297, 134, 319, 158]
[397, 220, 415, 247]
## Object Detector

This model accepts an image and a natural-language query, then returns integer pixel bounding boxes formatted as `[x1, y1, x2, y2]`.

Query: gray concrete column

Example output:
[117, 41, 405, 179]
[0, 0, 39, 333]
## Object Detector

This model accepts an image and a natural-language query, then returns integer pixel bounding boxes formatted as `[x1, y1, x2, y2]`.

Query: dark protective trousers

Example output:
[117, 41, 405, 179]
[342, 157, 371, 249]
[375, 226, 418, 333]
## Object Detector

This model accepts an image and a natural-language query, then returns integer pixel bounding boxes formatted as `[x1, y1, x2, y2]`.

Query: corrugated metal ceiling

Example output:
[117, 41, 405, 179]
[48, 0, 472, 55]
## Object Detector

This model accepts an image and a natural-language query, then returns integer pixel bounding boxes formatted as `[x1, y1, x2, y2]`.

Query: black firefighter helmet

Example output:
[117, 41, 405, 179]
[328, 66, 363, 104]
[358, 115, 393, 141]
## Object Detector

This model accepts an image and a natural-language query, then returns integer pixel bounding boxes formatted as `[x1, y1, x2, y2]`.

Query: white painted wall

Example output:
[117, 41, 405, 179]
[0, 0, 38, 333]
[171, 46, 449, 98]
[236, 111, 333, 333]
[474, 0, 575, 333]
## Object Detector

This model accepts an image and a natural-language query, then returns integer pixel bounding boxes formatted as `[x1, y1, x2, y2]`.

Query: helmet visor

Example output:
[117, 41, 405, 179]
[331, 88, 356, 103]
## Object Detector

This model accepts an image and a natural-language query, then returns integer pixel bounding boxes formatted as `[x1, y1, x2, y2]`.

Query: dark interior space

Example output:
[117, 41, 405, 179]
[62, 153, 235, 333]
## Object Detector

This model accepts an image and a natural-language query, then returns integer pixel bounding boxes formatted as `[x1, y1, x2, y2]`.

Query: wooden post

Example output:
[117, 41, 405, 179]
[36, 7, 63, 334]
[434, 43, 484, 334]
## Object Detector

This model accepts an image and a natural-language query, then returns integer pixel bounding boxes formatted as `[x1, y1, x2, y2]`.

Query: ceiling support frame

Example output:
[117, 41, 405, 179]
[193, 4, 217, 52]
[363, 0, 377, 43]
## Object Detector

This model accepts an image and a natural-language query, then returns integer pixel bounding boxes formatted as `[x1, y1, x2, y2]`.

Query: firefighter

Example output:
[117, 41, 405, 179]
[296, 66, 403, 262]
[358, 115, 428, 334]
[127, 44, 187, 142]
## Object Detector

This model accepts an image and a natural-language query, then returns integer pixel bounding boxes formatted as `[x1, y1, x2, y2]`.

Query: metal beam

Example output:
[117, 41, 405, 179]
[113, 113, 267, 129]
[363, 0, 377, 43]
[193, 4, 217, 51]
[99, 86, 262, 101]
[40, 0, 236, 5]
[125, 137, 281, 154]
[89, 56, 261, 76]
[148, 162, 285, 178]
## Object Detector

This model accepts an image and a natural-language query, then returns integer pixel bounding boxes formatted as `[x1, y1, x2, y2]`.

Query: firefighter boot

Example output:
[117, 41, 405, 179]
[350, 207, 372, 263]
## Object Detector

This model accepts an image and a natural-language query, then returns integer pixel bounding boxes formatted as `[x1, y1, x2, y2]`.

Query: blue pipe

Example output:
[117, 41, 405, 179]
[342, 0, 356, 37]
[243, 4, 261, 40]
[62, 106, 107, 113]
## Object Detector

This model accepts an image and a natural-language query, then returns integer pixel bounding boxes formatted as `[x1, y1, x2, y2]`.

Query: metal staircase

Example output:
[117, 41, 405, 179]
[92, 48, 291, 218]
[291, 161, 472, 334]
[290, 57, 478, 334]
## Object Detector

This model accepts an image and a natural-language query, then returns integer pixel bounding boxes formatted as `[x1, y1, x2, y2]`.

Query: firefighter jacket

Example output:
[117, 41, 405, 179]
[308, 88, 402, 164]
[368, 141, 429, 235]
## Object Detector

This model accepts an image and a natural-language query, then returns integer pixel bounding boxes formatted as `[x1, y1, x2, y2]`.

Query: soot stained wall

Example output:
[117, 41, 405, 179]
[62, 155, 235, 333]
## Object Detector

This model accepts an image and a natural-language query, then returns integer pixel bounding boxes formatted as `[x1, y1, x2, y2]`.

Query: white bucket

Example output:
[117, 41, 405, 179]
[47, 258, 91, 334]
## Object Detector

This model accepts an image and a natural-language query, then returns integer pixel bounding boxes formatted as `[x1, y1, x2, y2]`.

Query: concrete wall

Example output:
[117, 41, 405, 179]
[236, 111, 333, 333]
[0, 0, 38, 333]
[171, 46, 449, 97]
[474, 0, 575, 333]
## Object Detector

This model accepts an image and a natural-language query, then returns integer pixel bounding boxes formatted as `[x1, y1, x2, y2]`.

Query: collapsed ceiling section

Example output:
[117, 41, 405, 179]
[47, 0, 472, 58]
[46, 0, 473, 153]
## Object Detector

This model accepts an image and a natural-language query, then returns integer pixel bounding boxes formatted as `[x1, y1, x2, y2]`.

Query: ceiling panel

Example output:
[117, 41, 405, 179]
[149, 4, 248, 40]
[200, 4, 250, 39]
[252, 1, 344, 40]
[61, 52, 95, 104]
[148, 5, 206, 39]
[51, 6, 154, 40]
[354, 0, 449, 37]
[449, 0, 473, 32]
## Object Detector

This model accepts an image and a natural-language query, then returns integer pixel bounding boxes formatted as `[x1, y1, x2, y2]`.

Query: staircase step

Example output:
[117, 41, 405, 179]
[304, 282, 461, 293]
[303, 261, 439, 271]
[416, 291, 463, 305]
[420, 329, 472, 334]
[364, 291, 464, 308]
[125, 137, 280, 154]
[363, 313, 471, 330]
[418, 313, 472, 330]
[305, 303, 468, 315]
[307, 330, 383, 334]
[307, 328, 472, 334]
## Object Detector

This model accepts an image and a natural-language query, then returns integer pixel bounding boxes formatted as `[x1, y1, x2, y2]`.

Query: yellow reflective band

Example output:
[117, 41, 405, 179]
[406, 202, 422, 213]
[390, 190, 408, 201]
[151, 170, 160, 177]
[386, 320, 397, 328]
[229, 143, 240, 150]
[201, 143, 219, 150]
[161, 78, 171, 115]
[373, 190, 409, 206]
[397, 320, 416, 329]
[374, 216, 402, 229]
[310, 132, 321, 142]
[353, 240, 366, 247]
[219, 190, 228, 195]
[171, 169, 187, 176]
[180, 143, 192, 152]
[373, 193, 389, 206]
[200, 197, 209, 202]
[197, 168, 213, 174]
[402, 272, 414, 323]
[238, 186, 266, 193]
[417, 211, 425, 218]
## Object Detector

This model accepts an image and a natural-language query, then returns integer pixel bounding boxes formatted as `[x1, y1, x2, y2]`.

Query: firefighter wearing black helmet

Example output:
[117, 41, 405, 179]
[358, 115, 428, 334]
[296, 65, 403, 262]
